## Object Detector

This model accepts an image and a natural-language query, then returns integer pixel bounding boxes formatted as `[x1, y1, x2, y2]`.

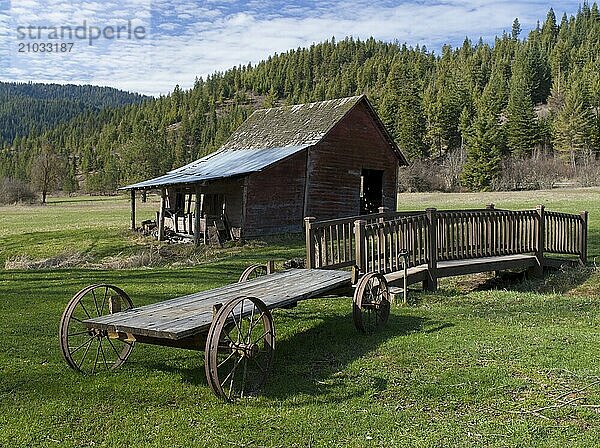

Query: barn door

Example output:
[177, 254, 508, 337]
[360, 169, 383, 214]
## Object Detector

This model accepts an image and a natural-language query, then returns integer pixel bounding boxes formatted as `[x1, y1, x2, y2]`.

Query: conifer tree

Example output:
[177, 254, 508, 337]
[380, 62, 427, 160]
[506, 76, 538, 157]
[460, 98, 502, 191]
[552, 77, 595, 170]
[512, 18, 522, 39]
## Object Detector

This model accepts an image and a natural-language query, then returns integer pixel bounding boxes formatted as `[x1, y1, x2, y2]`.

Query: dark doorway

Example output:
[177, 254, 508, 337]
[360, 169, 383, 214]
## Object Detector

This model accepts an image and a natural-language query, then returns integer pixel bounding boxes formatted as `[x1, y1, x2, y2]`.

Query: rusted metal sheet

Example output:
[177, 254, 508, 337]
[122, 145, 308, 189]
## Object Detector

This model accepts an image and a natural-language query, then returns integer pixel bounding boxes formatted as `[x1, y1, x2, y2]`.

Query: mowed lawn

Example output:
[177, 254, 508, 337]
[2, 189, 600, 447]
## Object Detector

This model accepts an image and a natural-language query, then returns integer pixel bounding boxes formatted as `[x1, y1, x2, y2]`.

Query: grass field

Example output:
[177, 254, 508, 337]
[2, 189, 600, 447]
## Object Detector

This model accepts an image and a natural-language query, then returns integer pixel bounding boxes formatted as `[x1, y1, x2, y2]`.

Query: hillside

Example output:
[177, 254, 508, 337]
[0, 82, 147, 142]
[0, 4, 599, 193]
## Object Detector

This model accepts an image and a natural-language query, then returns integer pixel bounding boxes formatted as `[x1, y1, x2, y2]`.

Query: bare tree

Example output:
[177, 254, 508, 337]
[30, 145, 65, 204]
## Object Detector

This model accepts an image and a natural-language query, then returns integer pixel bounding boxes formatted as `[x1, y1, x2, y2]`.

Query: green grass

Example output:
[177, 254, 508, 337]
[2, 190, 600, 447]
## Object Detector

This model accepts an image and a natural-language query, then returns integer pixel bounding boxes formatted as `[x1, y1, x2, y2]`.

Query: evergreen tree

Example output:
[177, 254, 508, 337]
[380, 62, 427, 160]
[512, 18, 522, 39]
[552, 77, 596, 170]
[506, 76, 538, 157]
[460, 99, 502, 191]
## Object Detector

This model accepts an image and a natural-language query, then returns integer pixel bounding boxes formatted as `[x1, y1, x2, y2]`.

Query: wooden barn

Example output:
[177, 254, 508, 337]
[122, 95, 408, 243]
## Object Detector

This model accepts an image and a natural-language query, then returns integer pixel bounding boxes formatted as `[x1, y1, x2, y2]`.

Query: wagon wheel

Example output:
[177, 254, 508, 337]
[353, 273, 390, 334]
[238, 264, 268, 282]
[59, 284, 134, 374]
[205, 296, 275, 402]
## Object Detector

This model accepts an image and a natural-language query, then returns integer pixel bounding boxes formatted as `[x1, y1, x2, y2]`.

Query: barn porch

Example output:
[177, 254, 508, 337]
[128, 177, 244, 245]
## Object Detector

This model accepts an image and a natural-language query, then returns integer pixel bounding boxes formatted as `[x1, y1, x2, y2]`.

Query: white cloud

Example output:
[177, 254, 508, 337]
[0, 0, 583, 96]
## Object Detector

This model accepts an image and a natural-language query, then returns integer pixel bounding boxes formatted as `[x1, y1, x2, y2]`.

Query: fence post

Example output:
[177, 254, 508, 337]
[579, 210, 588, 266]
[532, 205, 545, 277]
[378, 206, 389, 222]
[424, 208, 438, 291]
[304, 217, 316, 269]
[354, 219, 367, 276]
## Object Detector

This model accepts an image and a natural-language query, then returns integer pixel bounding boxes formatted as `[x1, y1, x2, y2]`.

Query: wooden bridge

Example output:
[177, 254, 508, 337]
[304, 204, 589, 290]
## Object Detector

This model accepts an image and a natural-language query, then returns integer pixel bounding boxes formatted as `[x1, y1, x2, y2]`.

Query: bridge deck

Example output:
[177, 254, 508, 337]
[84, 269, 351, 340]
[384, 254, 539, 287]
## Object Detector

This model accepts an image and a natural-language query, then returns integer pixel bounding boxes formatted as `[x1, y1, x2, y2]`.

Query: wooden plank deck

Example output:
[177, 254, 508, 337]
[84, 269, 351, 340]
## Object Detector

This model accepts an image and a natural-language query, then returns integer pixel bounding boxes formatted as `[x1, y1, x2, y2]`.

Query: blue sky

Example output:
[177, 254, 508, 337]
[0, 0, 583, 96]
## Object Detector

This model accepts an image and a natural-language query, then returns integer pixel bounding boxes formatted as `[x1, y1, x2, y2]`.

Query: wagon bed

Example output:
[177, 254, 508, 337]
[84, 269, 351, 340]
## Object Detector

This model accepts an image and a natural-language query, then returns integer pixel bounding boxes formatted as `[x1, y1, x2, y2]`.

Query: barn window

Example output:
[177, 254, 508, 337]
[360, 169, 383, 214]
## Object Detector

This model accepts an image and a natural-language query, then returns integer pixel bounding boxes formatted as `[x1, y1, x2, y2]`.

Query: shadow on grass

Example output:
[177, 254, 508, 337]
[439, 263, 596, 297]
[474, 265, 595, 295]
[134, 309, 453, 404]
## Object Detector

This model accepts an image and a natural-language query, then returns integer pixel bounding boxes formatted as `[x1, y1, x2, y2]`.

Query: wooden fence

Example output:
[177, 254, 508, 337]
[305, 205, 588, 278]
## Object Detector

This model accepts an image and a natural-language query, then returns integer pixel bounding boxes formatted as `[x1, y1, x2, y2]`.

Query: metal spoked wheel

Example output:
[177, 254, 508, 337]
[238, 264, 268, 282]
[59, 284, 134, 373]
[205, 296, 275, 402]
[353, 273, 390, 334]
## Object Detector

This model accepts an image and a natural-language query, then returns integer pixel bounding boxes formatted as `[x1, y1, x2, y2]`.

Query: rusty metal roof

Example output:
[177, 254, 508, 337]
[122, 145, 307, 189]
[122, 95, 406, 190]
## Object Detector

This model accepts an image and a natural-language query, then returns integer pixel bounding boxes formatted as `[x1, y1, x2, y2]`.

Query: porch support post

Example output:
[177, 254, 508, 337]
[194, 185, 202, 246]
[158, 188, 166, 241]
[130, 189, 136, 230]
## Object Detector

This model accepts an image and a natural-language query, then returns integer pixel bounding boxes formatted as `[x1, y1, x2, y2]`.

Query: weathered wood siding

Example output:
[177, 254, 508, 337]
[243, 149, 307, 237]
[305, 101, 398, 220]
[201, 178, 244, 227]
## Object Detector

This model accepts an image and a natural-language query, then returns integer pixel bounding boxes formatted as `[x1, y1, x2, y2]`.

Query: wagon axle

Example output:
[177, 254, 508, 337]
[229, 341, 260, 359]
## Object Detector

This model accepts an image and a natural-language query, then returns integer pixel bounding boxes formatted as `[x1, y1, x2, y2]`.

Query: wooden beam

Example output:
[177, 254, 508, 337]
[533, 204, 545, 277]
[354, 219, 367, 275]
[194, 186, 201, 246]
[424, 207, 438, 291]
[240, 178, 248, 242]
[304, 217, 316, 269]
[580, 210, 588, 266]
[158, 188, 166, 241]
[130, 189, 136, 230]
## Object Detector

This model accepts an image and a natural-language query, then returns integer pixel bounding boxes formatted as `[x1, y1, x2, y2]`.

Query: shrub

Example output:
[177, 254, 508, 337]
[0, 178, 37, 205]
[398, 160, 446, 192]
[492, 153, 568, 191]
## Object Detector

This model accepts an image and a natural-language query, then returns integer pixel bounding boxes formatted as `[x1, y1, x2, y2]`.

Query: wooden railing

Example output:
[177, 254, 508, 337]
[544, 210, 588, 260]
[359, 214, 429, 274]
[305, 205, 588, 283]
[436, 209, 539, 261]
[304, 208, 424, 269]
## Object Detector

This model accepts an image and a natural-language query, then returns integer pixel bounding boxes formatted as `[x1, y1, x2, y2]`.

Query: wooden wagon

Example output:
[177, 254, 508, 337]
[59, 205, 588, 401]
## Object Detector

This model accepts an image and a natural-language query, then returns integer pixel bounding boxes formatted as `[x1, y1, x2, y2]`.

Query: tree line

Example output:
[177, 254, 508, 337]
[0, 3, 599, 197]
